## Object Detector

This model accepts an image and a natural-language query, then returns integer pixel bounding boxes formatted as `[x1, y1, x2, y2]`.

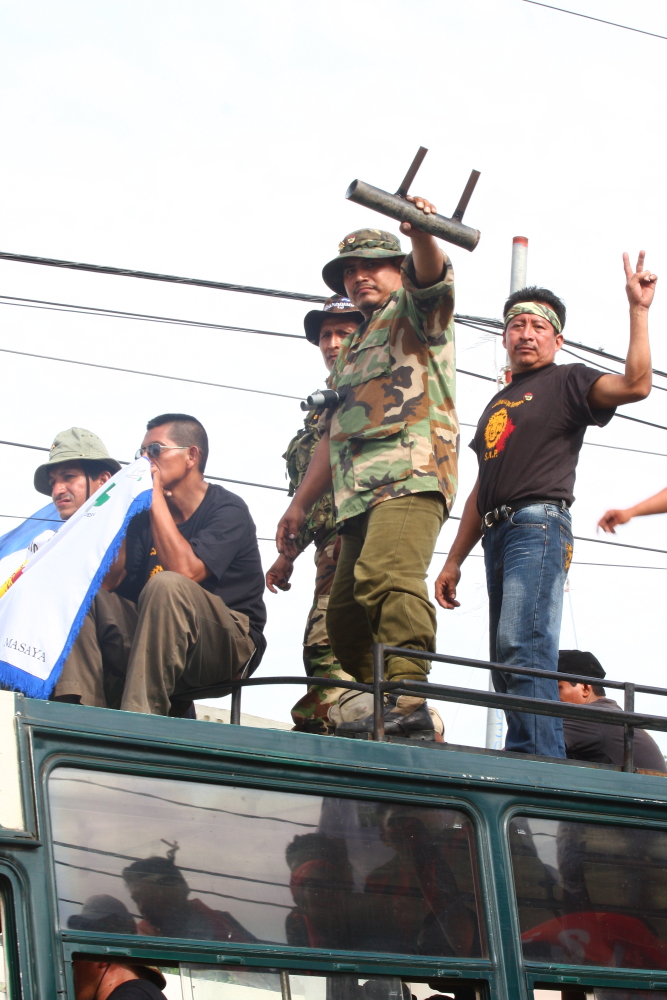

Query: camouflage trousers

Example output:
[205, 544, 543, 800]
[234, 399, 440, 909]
[291, 530, 354, 734]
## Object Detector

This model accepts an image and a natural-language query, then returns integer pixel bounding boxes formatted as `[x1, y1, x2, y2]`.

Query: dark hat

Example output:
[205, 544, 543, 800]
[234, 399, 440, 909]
[558, 650, 606, 681]
[122, 855, 187, 887]
[303, 295, 364, 345]
[322, 228, 405, 296]
[67, 895, 137, 935]
[34, 427, 121, 496]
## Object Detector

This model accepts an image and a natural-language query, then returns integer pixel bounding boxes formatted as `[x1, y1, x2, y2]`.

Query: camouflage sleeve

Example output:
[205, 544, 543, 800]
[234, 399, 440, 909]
[400, 250, 455, 343]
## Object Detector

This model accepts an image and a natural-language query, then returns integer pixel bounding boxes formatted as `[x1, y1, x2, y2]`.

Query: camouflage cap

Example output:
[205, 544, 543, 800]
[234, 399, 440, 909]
[322, 228, 405, 295]
[303, 295, 364, 345]
[34, 427, 122, 496]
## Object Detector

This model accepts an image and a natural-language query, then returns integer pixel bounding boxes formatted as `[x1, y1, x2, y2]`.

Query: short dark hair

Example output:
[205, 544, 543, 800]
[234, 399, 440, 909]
[48, 459, 111, 482]
[503, 285, 567, 332]
[146, 413, 209, 472]
[591, 683, 606, 697]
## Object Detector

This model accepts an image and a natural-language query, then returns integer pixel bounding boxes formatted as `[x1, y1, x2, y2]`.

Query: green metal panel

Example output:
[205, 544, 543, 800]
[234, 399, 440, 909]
[1, 695, 667, 999]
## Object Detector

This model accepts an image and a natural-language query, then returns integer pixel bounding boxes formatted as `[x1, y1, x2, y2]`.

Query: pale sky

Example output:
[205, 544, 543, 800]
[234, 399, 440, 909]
[2, 0, 667, 748]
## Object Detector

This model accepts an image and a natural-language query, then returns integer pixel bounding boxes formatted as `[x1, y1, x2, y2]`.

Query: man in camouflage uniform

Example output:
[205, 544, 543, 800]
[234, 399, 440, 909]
[277, 195, 458, 739]
[266, 296, 363, 734]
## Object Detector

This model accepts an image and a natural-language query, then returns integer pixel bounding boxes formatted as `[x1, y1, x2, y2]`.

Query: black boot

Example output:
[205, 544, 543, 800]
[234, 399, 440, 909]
[335, 694, 435, 740]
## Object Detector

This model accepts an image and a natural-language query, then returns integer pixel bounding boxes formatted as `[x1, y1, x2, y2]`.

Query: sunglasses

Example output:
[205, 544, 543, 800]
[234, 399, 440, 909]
[135, 443, 191, 460]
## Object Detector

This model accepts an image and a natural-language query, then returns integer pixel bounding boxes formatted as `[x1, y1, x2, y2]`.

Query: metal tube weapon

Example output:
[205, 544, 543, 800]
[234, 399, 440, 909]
[345, 148, 481, 252]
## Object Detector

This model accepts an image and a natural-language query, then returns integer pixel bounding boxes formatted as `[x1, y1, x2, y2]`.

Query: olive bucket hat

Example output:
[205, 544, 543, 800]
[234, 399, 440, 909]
[303, 295, 364, 345]
[34, 427, 122, 496]
[322, 228, 405, 296]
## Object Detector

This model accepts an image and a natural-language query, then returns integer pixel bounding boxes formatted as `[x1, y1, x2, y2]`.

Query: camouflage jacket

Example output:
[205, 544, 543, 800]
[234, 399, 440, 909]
[283, 405, 337, 554]
[328, 252, 459, 523]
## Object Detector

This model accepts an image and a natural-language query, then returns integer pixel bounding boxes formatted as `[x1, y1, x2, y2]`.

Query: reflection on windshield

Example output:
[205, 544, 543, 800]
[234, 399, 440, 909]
[510, 816, 667, 970]
[49, 769, 485, 957]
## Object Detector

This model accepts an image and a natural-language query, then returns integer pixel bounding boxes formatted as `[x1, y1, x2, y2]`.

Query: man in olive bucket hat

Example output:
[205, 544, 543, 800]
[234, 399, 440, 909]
[277, 195, 459, 740]
[33, 428, 136, 709]
[34, 427, 121, 521]
[266, 295, 363, 734]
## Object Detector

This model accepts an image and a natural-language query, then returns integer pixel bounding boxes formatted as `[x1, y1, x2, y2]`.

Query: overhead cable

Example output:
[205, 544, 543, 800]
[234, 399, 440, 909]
[0, 346, 304, 402]
[0, 294, 304, 340]
[0, 251, 328, 304]
[519, 0, 667, 42]
[0, 440, 289, 492]
[0, 341, 495, 394]
[430, 548, 667, 572]
[456, 315, 667, 381]
[2, 266, 659, 378]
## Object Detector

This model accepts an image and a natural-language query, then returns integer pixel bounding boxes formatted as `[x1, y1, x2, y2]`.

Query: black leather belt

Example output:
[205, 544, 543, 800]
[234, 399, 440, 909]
[482, 498, 569, 530]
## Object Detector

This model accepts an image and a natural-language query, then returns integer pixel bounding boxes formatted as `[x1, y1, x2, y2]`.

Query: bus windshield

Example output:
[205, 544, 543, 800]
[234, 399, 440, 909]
[49, 767, 486, 959]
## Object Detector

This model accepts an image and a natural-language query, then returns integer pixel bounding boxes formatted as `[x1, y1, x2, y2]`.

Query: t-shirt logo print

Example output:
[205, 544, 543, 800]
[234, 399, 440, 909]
[484, 408, 516, 461]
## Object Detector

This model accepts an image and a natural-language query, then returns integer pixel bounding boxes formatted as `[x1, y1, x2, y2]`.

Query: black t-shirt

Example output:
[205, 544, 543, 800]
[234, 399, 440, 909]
[118, 484, 267, 660]
[470, 363, 615, 515]
[107, 981, 166, 1000]
[564, 697, 666, 771]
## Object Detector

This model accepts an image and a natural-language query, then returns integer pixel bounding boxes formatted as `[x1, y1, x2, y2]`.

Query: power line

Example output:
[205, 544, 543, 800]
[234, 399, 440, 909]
[0, 294, 304, 340]
[519, 0, 667, 42]
[0, 339, 496, 390]
[4, 288, 666, 387]
[0, 439, 289, 492]
[456, 315, 667, 381]
[0, 346, 305, 402]
[0, 251, 328, 303]
[432, 549, 667, 571]
[560, 344, 667, 394]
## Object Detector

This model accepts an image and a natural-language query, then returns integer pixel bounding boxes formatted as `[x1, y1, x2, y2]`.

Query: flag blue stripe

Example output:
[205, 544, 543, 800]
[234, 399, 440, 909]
[0, 488, 153, 701]
[0, 503, 61, 560]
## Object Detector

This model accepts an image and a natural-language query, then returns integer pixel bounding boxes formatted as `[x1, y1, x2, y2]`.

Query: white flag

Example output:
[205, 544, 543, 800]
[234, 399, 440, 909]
[0, 458, 153, 698]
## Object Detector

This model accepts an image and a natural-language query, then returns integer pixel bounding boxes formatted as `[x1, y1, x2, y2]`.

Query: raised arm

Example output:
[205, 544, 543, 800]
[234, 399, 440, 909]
[276, 432, 332, 559]
[434, 478, 482, 609]
[400, 195, 446, 288]
[598, 486, 667, 533]
[587, 252, 657, 408]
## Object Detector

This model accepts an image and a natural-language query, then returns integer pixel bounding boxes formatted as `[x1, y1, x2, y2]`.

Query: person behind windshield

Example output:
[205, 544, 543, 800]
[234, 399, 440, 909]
[558, 649, 665, 770]
[122, 850, 257, 942]
[72, 958, 167, 1000]
[266, 296, 362, 734]
[435, 254, 657, 758]
[57, 413, 267, 715]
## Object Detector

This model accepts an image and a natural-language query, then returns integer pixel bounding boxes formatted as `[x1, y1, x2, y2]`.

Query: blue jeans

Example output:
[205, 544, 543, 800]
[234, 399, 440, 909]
[483, 503, 572, 758]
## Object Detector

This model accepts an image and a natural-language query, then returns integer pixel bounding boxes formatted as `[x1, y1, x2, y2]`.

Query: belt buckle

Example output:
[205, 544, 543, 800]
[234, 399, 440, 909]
[483, 511, 494, 528]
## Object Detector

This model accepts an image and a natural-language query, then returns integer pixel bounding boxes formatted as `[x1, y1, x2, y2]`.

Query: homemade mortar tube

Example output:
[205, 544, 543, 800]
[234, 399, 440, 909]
[346, 179, 481, 252]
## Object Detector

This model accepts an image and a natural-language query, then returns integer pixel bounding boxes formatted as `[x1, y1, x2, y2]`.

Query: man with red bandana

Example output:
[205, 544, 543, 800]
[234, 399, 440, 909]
[435, 253, 657, 757]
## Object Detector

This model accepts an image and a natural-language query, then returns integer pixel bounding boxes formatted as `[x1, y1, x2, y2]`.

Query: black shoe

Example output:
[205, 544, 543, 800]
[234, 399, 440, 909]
[335, 694, 435, 740]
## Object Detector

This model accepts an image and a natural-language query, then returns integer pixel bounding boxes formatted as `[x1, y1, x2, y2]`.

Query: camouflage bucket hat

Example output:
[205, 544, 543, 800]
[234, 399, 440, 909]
[322, 228, 405, 295]
[34, 427, 121, 496]
[303, 295, 364, 345]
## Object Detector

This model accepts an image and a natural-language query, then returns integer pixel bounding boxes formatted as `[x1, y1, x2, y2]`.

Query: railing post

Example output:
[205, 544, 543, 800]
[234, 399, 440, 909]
[230, 685, 242, 725]
[623, 682, 635, 772]
[372, 643, 386, 742]
[280, 971, 292, 1000]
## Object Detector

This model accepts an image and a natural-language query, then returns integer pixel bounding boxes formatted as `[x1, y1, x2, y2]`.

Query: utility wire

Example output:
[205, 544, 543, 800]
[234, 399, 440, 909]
[0, 340, 495, 391]
[431, 549, 667, 572]
[519, 0, 667, 42]
[261, 538, 667, 571]
[0, 294, 303, 340]
[0, 251, 328, 303]
[0, 439, 289, 492]
[3, 270, 662, 379]
[0, 346, 305, 402]
[456, 315, 667, 381]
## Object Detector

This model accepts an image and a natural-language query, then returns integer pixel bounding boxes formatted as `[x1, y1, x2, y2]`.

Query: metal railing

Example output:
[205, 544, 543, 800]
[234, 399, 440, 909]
[224, 644, 667, 773]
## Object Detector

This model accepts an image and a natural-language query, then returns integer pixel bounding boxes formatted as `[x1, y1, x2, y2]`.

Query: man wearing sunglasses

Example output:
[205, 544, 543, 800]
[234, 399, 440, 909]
[56, 412, 267, 715]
